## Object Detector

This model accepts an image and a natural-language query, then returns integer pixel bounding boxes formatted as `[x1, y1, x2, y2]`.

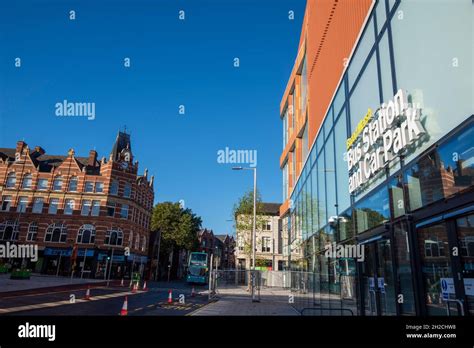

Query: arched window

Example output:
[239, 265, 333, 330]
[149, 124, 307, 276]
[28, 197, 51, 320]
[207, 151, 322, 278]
[105, 228, 123, 246]
[6, 172, 16, 188]
[53, 176, 63, 191]
[0, 220, 19, 241]
[21, 174, 33, 189]
[27, 222, 38, 241]
[77, 224, 96, 244]
[44, 223, 68, 243]
[69, 176, 78, 192]
[141, 236, 147, 252]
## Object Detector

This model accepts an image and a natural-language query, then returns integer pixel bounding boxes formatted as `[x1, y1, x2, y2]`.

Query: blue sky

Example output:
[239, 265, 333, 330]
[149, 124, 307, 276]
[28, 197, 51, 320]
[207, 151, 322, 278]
[0, 0, 306, 235]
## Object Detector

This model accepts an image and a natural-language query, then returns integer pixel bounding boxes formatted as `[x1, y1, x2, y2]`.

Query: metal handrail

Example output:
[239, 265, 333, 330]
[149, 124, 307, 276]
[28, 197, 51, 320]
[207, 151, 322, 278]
[300, 307, 354, 316]
[445, 298, 465, 316]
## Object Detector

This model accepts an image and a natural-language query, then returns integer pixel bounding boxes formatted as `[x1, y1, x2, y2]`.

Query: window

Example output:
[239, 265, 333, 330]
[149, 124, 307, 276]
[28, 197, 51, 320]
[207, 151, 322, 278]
[135, 234, 140, 249]
[238, 235, 244, 251]
[0, 221, 19, 241]
[17, 197, 28, 213]
[32, 197, 44, 214]
[262, 221, 272, 231]
[123, 183, 132, 198]
[21, 174, 32, 189]
[105, 228, 123, 246]
[84, 181, 94, 193]
[282, 162, 288, 201]
[0, 220, 19, 240]
[64, 199, 75, 215]
[53, 176, 63, 191]
[77, 224, 96, 244]
[141, 236, 146, 252]
[300, 54, 308, 114]
[95, 182, 104, 193]
[391, 0, 472, 165]
[27, 222, 38, 241]
[69, 176, 78, 192]
[37, 178, 48, 190]
[107, 202, 115, 217]
[48, 198, 59, 214]
[1, 196, 12, 211]
[302, 125, 309, 163]
[91, 200, 100, 216]
[120, 204, 129, 219]
[6, 172, 16, 188]
[404, 122, 474, 211]
[282, 108, 288, 149]
[81, 200, 91, 216]
[44, 223, 68, 243]
[110, 180, 119, 195]
[261, 237, 271, 252]
[355, 186, 390, 234]
[334, 110, 350, 212]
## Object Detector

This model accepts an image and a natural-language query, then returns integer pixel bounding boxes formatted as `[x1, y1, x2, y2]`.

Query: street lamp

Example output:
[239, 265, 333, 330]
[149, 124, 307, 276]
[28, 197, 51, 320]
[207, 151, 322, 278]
[232, 166, 257, 271]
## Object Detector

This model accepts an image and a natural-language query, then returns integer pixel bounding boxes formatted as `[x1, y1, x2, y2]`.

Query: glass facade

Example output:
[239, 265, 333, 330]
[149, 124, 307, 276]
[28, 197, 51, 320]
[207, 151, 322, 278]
[286, 0, 473, 316]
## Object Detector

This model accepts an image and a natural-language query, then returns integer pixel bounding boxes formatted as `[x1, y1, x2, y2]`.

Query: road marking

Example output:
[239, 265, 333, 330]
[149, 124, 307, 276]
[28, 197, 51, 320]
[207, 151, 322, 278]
[0, 286, 109, 300]
[0, 290, 140, 314]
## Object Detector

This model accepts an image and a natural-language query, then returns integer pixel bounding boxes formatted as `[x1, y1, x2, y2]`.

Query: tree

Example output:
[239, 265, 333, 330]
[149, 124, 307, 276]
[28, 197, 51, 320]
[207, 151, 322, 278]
[151, 202, 202, 279]
[232, 190, 267, 258]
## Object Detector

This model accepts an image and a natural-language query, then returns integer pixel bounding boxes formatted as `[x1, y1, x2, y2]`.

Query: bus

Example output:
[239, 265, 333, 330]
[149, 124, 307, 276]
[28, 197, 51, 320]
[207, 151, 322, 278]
[186, 252, 208, 284]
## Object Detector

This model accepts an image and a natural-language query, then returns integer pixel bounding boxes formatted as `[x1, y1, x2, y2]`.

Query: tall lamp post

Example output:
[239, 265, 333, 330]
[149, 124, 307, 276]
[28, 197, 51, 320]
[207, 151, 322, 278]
[232, 166, 257, 270]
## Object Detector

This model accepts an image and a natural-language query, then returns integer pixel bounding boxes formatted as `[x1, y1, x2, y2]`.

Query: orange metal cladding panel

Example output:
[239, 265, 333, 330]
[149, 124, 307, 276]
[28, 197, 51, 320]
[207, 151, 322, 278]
[306, 0, 373, 145]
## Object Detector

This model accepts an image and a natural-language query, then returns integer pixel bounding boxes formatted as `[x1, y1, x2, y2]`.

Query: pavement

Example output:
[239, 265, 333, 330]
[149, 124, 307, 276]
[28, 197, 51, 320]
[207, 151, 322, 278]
[0, 273, 105, 295]
[191, 286, 300, 316]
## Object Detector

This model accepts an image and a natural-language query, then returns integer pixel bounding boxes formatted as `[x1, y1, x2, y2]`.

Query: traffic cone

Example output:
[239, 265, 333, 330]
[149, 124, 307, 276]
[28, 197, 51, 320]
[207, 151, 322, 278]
[84, 286, 91, 300]
[167, 289, 173, 304]
[119, 296, 128, 316]
[120, 278, 124, 287]
[191, 286, 196, 297]
[142, 281, 148, 292]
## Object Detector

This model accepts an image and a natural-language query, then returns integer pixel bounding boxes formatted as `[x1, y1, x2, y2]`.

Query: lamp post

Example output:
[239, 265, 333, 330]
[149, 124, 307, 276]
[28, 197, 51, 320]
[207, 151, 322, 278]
[232, 166, 257, 270]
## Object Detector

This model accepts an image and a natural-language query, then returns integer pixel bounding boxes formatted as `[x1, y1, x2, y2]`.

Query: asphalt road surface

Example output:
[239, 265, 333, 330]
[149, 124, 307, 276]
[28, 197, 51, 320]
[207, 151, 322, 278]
[0, 281, 210, 316]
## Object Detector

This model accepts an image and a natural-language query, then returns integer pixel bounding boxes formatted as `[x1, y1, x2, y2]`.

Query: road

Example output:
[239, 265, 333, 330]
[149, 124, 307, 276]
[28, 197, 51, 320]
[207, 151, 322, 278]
[0, 281, 210, 316]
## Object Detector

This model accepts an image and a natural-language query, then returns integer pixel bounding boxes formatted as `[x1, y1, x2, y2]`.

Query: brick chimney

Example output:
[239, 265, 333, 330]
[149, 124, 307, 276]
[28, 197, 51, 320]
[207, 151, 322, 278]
[88, 150, 98, 167]
[16, 141, 27, 154]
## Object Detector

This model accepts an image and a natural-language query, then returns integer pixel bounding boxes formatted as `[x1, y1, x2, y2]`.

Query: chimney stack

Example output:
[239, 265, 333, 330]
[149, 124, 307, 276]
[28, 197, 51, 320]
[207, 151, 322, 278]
[88, 150, 98, 167]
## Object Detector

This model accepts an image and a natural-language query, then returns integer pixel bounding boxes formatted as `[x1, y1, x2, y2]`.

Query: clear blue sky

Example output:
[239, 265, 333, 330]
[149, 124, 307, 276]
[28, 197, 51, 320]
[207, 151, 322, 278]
[0, 0, 306, 235]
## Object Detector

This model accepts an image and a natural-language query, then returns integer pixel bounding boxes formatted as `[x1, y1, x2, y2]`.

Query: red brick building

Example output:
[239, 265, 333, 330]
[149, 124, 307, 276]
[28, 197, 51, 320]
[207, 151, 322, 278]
[0, 131, 154, 279]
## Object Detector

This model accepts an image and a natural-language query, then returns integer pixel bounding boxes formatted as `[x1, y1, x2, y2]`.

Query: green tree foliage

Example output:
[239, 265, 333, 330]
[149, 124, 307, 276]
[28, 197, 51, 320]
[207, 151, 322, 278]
[232, 189, 267, 255]
[151, 202, 202, 252]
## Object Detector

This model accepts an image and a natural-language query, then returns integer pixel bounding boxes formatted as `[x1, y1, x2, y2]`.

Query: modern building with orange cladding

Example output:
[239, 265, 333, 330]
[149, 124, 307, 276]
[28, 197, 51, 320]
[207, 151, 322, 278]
[279, 0, 473, 316]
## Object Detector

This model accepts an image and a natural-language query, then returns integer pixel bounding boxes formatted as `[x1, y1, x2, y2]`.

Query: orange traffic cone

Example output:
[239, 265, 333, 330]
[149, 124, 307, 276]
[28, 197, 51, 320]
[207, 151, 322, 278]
[84, 286, 91, 300]
[142, 281, 148, 292]
[191, 286, 196, 297]
[119, 296, 128, 316]
[120, 278, 124, 287]
[167, 289, 173, 304]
